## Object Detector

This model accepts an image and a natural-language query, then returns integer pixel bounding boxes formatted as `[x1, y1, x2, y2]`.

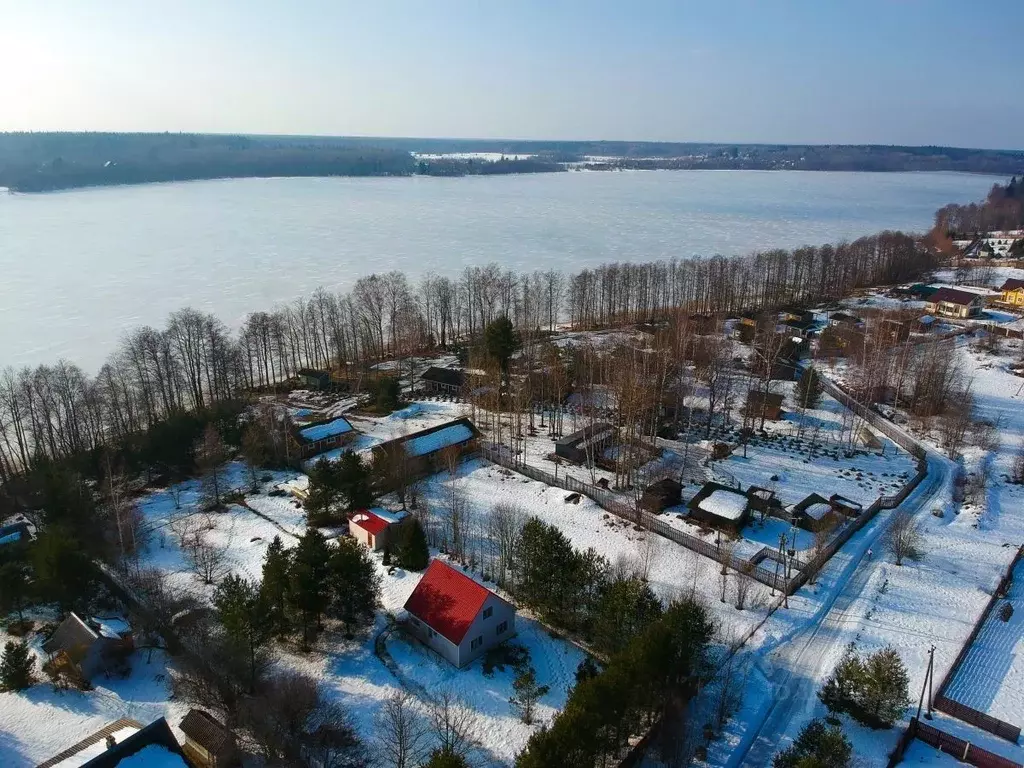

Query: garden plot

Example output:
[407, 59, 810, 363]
[414, 459, 792, 648]
[0, 620, 186, 768]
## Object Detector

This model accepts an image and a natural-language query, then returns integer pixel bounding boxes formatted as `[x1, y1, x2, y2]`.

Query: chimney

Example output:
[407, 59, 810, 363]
[105, 734, 116, 749]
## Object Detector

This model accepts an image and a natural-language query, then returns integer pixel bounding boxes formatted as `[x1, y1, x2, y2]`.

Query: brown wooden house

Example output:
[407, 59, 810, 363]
[743, 390, 784, 422]
[180, 709, 237, 768]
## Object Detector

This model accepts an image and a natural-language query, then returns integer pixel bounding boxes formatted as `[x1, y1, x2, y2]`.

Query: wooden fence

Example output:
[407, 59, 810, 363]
[931, 545, 1024, 744]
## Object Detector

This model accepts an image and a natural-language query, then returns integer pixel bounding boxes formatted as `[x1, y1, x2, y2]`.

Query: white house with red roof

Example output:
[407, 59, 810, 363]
[403, 560, 516, 667]
[348, 508, 408, 551]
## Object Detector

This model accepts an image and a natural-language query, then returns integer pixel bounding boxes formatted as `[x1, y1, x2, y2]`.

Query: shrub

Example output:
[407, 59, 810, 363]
[773, 718, 851, 768]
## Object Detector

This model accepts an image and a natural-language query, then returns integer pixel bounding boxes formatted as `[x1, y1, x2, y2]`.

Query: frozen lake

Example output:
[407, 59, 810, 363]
[0, 170, 1003, 371]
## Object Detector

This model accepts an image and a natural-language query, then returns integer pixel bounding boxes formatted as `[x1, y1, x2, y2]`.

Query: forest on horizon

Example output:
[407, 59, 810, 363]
[2, 132, 1024, 192]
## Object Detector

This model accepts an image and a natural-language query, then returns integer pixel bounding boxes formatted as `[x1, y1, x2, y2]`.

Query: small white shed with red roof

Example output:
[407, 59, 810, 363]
[403, 560, 516, 667]
[348, 508, 408, 551]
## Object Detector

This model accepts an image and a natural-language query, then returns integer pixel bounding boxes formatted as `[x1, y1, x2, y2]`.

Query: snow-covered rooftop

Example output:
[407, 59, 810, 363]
[91, 616, 131, 640]
[50, 725, 141, 767]
[298, 417, 353, 443]
[804, 502, 833, 521]
[404, 423, 473, 457]
[117, 744, 189, 767]
[698, 489, 749, 521]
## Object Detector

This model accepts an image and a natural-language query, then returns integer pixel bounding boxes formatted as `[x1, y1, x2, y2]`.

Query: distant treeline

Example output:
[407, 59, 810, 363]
[2, 132, 1024, 192]
[934, 176, 1024, 235]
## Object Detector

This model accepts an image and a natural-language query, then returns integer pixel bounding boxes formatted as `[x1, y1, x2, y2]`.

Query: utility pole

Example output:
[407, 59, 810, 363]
[916, 645, 936, 721]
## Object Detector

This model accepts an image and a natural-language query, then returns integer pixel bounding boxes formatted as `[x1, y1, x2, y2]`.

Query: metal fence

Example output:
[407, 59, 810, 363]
[914, 720, 1022, 768]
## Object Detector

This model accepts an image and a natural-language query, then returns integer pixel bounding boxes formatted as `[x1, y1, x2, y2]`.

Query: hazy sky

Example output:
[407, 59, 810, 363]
[1, 0, 1021, 148]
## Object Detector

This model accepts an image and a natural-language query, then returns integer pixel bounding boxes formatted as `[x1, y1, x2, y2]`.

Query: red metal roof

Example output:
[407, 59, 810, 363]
[403, 560, 495, 645]
[350, 511, 389, 536]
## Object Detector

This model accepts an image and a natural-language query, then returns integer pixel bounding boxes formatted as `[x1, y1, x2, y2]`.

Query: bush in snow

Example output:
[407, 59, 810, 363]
[509, 665, 550, 724]
[0, 639, 35, 692]
[773, 718, 851, 768]
[819, 644, 911, 729]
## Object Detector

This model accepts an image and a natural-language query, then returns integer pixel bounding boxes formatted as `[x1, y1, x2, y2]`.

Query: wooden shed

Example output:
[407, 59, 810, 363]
[792, 493, 842, 533]
[640, 477, 683, 514]
[180, 708, 237, 768]
[687, 482, 752, 534]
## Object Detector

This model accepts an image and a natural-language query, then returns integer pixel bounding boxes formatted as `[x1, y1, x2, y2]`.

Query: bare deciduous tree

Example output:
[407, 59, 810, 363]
[734, 562, 754, 610]
[886, 510, 924, 566]
[374, 690, 428, 768]
[430, 690, 479, 761]
[489, 502, 525, 588]
[195, 424, 230, 509]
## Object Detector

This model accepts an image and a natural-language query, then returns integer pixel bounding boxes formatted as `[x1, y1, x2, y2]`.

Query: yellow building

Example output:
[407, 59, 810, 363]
[999, 278, 1024, 307]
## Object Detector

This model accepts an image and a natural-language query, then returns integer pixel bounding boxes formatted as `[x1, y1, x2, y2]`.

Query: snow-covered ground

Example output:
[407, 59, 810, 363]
[709, 342, 1024, 767]
[0, 621, 188, 768]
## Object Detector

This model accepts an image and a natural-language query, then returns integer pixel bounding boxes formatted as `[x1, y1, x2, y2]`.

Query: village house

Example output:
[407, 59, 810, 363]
[348, 507, 409, 551]
[403, 559, 516, 668]
[420, 366, 466, 396]
[640, 477, 683, 514]
[371, 417, 481, 481]
[296, 368, 331, 390]
[0, 517, 33, 549]
[37, 716, 188, 768]
[179, 709, 237, 768]
[554, 422, 619, 464]
[296, 415, 355, 458]
[925, 287, 985, 319]
[42, 613, 134, 684]
[687, 482, 752, 534]
[743, 390, 784, 422]
[791, 493, 842, 533]
[998, 278, 1024, 308]
[828, 312, 864, 330]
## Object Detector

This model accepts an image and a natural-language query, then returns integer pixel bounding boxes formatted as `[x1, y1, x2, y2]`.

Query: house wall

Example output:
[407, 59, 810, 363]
[456, 594, 516, 668]
[349, 522, 374, 549]
[406, 614, 461, 666]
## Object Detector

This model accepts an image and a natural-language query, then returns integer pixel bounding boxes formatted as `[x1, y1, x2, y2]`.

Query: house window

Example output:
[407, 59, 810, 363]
[470, 636, 483, 651]
[483, 607, 493, 620]
[496, 621, 508, 635]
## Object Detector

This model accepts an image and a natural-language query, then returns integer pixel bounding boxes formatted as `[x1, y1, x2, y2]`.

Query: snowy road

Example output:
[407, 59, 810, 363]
[732, 454, 950, 767]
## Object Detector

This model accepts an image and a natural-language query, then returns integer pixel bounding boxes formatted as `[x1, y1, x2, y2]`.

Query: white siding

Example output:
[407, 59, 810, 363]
[455, 594, 516, 667]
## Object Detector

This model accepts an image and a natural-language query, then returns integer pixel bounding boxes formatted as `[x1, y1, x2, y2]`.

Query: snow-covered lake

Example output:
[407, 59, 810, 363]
[0, 170, 1003, 371]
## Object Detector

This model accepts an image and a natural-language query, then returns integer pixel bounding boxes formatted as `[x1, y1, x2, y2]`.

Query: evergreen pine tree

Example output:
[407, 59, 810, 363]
[423, 750, 469, 768]
[574, 656, 600, 686]
[795, 366, 823, 410]
[860, 646, 911, 728]
[591, 576, 663, 656]
[304, 458, 344, 525]
[773, 718, 851, 768]
[261, 535, 293, 637]
[509, 666, 550, 724]
[396, 518, 429, 571]
[328, 538, 381, 638]
[288, 528, 333, 646]
[214, 573, 273, 692]
[337, 451, 373, 511]
[32, 526, 94, 617]
[0, 640, 35, 692]
[0, 562, 30, 624]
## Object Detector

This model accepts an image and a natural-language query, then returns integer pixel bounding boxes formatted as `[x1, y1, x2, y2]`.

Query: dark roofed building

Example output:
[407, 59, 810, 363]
[554, 422, 618, 464]
[420, 366, 466, 395]
[42, 613, 134, 684]
[743, 390, 784, 421]
[38, 717, 188, 768]
[829, 312, 864, 328]
[791, 493, 841, 532]
[640, 477, 683, 514]
[180, 709, 237, 768]
[925, 287, 985, 319]
[296, 368, 331, 390]
[686, 482, 752, 533]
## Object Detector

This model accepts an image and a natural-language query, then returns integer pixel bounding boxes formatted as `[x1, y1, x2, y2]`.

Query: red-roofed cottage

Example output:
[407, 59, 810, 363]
[348, 508, 408, 551]
[403, 560, 516, 667]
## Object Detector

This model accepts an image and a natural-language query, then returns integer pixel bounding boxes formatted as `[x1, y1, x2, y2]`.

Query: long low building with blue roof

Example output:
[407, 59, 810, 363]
[297, 415, 356, 457]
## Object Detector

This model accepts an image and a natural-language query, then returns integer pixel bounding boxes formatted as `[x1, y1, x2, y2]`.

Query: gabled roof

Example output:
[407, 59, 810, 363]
[298, 416, 353, 443]
[43, 612, 100, 655]
[180, 709, 233, 753]
[929, 287, 982, 306]
[421, 366, 466, 387]
[1001, 278, 1024, 292]
[404, 560, 504, 645]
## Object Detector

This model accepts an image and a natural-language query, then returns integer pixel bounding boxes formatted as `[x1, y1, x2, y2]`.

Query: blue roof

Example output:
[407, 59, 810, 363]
[404, 423, 474, 457]
[299, 417, 354, 442]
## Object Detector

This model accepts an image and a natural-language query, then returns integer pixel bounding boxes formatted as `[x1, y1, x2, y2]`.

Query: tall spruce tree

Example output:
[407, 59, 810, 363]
[591, 576, 663, 656]
[289, 528, 333, 646]
[32, 526, 94, 617]
[328, 538, 381, 638]
[795, 366, 823, 410]
[305, 458, 345, 525]
[396, 518, 429, 571]
[774, 719, 851, 768]
[337, 451, 373, 511]
[0, 561, 30, 624]
[0, 640, 35, 691]
[214, 573, 273, 692]
[261, 535, 293, 637]
[509, 666, 550, 724]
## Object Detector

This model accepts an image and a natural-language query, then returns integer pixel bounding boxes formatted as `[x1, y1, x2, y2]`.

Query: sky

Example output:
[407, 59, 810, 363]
[1, 0, 1022, 149]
